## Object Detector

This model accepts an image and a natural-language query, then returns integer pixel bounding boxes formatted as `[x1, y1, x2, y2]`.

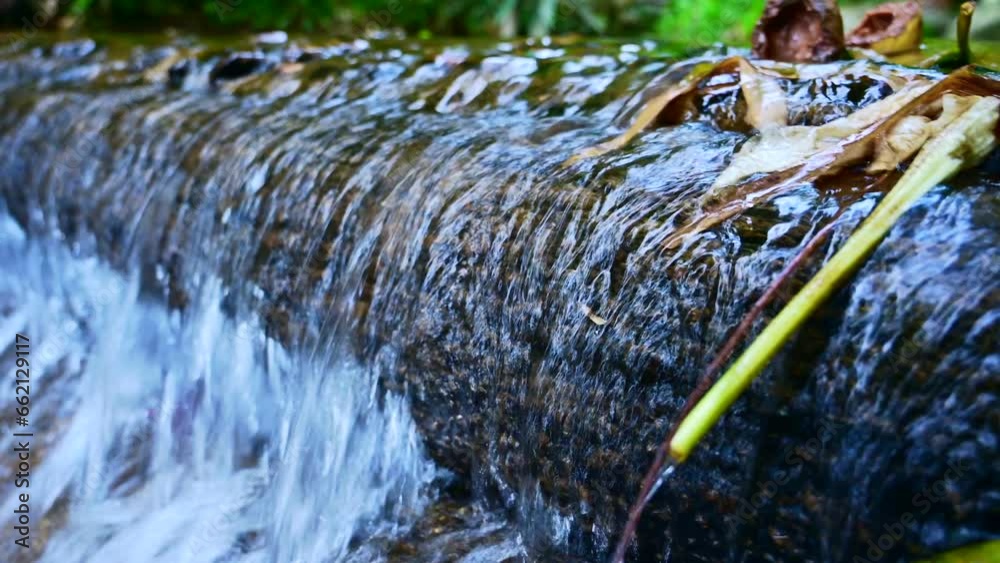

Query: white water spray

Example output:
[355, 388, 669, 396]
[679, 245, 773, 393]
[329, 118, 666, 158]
[0, 213, 436, 563]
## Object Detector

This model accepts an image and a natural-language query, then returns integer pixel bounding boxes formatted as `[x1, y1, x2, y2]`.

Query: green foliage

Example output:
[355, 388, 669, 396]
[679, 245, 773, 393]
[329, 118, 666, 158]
[19, 0, 963, 45]
[3, 0, 747, 38]
[656, 0, 765, 46]
[68, 0, 95, 17]
[200, 0, 338, 31]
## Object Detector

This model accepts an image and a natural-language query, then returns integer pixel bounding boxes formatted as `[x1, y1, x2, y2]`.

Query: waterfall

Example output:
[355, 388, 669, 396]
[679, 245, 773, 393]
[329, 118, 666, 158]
[0, 212, 436, 562]
[0, 34, 996, 561]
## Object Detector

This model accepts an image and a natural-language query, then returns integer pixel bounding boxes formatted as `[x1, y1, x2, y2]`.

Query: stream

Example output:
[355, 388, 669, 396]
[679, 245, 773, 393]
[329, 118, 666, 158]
[0, 33, 997, 562]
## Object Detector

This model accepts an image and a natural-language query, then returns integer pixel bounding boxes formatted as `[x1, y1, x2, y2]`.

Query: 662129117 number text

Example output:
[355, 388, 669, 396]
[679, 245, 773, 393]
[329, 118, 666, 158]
[12, 333, 32, 550]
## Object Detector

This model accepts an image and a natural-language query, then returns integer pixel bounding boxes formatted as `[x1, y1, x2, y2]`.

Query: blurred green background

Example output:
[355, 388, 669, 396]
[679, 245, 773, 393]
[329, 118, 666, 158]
[0, 0, 995, 41]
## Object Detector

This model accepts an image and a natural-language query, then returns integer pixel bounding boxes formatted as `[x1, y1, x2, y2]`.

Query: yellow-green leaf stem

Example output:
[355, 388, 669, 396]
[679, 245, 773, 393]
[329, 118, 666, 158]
[669, 95, 999, 462]
[957, 2, 975, 67]
[920, 540, 1000, 563]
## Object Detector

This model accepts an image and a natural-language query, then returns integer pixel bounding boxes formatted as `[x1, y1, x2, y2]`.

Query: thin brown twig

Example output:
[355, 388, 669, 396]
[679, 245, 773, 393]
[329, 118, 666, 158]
[610, 210, 845, 563]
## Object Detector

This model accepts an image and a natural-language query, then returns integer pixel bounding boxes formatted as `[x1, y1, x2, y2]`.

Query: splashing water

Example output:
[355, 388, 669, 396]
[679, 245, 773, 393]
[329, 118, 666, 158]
[0, 212, 436, 562]
[642, 464, 676, 506]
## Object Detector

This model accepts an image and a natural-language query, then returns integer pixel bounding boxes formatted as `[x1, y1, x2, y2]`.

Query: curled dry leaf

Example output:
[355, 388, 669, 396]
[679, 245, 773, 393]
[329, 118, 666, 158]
[752, 0, 846, 63]
[867, 115, 931, 171]
[566, 57, 793, 164]
[868, 93, 978, 171]
[739, 58, 789, 130]
[710, 79, 931, 189]
[563, 61, 720, 165]
[847, 1, 923, 56]
[664, 68, 1000, 249]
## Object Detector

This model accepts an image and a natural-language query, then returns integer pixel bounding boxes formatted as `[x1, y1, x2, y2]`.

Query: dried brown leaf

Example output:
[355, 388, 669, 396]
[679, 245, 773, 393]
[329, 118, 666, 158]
[868, 94, 979, 171]
[752, 0, 846, 63]
[711, 79, 931, 189]
[666, 68, 1000, 249]
[847, 1, 923, 56]
[563, 59, 731, 165]
[867, 115, 932, 172]
[739, 58, 789, 130]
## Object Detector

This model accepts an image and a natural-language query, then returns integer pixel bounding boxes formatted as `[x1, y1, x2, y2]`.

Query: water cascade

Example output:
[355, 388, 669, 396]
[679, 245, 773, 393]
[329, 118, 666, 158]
[0, 34, 997, 561]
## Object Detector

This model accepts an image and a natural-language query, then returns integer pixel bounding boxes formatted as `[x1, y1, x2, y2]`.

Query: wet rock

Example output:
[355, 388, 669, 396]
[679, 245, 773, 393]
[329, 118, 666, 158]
[50, 38, 97, 59]
[167, 58, 194, 89]
[752, 0, 846, 63]
[787, 72, 896, 125]
[209, 53, 270, 83]
[255, 30, 288, 46]
[290, 47, 325, 63]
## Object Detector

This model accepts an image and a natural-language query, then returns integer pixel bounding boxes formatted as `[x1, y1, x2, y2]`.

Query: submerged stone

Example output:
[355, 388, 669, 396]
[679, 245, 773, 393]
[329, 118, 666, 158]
[209, 52, 270, 83]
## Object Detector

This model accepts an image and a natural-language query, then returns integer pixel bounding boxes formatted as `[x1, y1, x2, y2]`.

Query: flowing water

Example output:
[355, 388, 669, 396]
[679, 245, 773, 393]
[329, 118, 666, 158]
[0, 32, 997, 562]
[0, 211, 445, 562]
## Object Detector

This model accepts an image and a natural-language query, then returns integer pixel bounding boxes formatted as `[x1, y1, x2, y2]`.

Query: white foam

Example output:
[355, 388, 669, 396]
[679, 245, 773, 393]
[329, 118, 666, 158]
[0, 214, 436, 562]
